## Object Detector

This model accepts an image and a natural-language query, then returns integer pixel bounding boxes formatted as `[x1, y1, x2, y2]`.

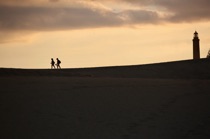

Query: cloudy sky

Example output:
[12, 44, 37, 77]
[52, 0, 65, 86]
[0, 0, 210, 68]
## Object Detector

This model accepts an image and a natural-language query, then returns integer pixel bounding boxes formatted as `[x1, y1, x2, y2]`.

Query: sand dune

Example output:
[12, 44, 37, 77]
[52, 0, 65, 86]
[1, 58, 210, 79]
[0, 59, 210, 139]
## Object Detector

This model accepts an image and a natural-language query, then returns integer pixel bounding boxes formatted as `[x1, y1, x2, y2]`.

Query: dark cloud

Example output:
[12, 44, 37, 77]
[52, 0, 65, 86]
[159, 0, 210, 23]
[0, 6, 119, 31]
[0, 2, 162, 43]
[0, 0, 34, 5]
[0, 0, 209, 32]
[116, 0, 210, 23]
[0, 0, 210, 43]
[88, 0, 210, 22]
[0, 5, 160, 31]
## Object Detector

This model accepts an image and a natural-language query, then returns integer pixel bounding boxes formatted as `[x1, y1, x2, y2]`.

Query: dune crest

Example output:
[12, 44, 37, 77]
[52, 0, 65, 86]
[1, 59, 210, 79]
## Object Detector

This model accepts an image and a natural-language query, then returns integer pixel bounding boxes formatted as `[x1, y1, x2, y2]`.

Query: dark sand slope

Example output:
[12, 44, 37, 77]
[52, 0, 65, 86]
[0, 59, 210, 139]
[1, 58, 210, 79]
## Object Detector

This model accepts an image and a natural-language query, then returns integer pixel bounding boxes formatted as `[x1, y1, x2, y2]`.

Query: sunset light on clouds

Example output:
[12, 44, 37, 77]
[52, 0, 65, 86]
[0, 0, 210, 68]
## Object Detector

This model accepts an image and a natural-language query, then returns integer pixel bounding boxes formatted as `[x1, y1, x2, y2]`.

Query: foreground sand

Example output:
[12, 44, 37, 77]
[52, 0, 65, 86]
[1, 76, 210, 139]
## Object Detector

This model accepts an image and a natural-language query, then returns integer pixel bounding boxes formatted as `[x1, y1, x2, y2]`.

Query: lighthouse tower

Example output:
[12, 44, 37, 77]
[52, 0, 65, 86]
[193, 31, 200, 59]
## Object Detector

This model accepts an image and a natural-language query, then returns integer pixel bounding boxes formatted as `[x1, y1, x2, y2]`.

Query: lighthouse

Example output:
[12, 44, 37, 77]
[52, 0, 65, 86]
[193, 31, 200, 59]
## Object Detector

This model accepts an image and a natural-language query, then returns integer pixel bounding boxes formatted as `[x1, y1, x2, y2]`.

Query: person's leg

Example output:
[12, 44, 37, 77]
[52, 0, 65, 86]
[57, 64, 60, 69]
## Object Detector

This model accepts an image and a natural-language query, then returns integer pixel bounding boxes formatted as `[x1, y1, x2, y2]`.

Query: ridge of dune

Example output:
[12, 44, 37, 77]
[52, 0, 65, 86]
[1, 58, 210, 79]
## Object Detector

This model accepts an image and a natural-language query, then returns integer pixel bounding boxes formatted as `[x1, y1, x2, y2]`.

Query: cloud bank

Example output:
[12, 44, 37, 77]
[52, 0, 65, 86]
[0, 0, 210, 42]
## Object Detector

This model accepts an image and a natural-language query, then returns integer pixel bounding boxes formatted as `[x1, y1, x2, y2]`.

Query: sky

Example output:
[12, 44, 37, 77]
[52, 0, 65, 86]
[0, 0, 210, 69]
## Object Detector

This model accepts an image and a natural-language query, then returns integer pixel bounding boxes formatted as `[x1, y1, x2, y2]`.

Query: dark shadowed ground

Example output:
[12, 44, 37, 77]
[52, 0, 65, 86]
[0, 59, 210, 139]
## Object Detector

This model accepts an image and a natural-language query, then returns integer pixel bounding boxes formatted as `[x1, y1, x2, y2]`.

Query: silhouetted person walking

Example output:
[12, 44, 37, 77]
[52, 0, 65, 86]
[56, 58, 61, 69]
[51, 58, 56, 69]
